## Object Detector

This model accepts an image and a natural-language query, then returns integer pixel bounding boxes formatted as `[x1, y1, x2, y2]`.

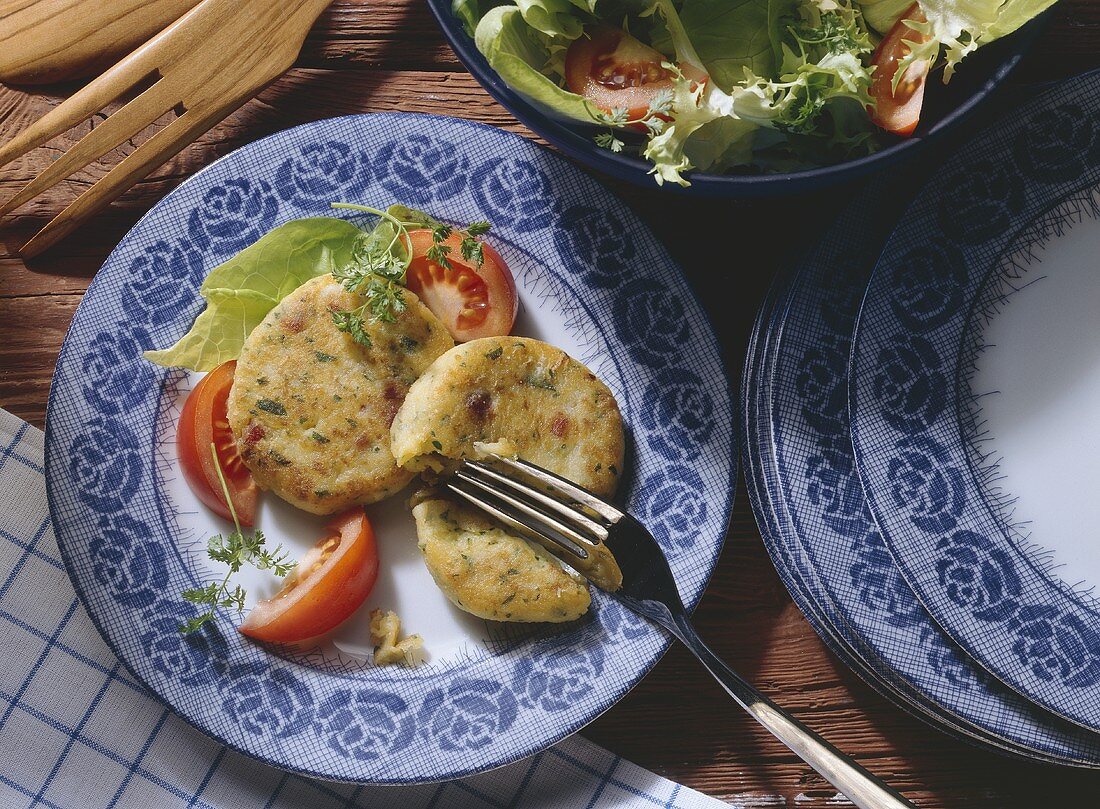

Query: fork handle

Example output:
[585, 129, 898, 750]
[667, 612, 916, 809]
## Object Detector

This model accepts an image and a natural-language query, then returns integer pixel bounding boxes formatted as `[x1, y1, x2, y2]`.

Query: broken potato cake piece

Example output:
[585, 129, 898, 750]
[227, 275, 453, 514]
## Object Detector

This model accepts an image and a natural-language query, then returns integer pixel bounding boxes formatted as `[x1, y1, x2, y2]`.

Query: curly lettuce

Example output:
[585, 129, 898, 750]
[900, 0, 1057, 82]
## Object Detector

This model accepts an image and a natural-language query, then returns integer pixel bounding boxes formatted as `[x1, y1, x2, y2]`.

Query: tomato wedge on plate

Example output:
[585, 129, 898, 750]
[565, 26, 706, 122]
[239, 508, 379, 643]
[177, 359, 258, 526]
[869, 4, 932, 137]
[405, 229, 517, 342]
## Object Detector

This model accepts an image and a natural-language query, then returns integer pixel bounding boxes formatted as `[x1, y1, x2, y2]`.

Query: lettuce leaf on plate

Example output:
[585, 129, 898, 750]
[144, 218, 363, 372]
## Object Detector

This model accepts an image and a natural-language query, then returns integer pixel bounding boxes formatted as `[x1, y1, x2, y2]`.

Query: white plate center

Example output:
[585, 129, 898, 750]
[970, 191, 1100, 604]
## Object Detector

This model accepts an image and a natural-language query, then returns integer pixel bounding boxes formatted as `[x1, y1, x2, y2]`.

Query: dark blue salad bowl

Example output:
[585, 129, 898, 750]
[426, 1, 1050, 197]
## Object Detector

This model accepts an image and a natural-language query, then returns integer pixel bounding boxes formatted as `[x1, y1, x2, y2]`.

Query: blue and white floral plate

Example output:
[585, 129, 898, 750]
[850, 71, 1100, 734]
[745, 166, 1100, 764]
[43, 114, 735, 783]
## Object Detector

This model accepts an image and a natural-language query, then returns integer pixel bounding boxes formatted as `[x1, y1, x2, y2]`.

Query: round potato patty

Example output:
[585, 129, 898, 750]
[391, 336, 625, 497]
[227, 275, 453, 514]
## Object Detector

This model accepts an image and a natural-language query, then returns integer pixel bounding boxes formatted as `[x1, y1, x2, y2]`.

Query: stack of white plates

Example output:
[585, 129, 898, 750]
[744, 68, 1100, 764]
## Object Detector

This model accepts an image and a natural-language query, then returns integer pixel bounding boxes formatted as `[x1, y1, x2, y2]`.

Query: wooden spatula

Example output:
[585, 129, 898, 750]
[0, 0, 333, 257]
[0, 0, 202, 84]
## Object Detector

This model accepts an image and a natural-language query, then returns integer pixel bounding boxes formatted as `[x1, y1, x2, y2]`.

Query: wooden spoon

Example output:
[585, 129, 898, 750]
[0, 0, 201, 84]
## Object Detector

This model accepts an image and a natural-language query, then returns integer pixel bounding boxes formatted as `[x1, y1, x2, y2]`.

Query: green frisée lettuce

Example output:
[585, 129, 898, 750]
[898, 0, 1058, 83]
[458, 0, 1057, 184]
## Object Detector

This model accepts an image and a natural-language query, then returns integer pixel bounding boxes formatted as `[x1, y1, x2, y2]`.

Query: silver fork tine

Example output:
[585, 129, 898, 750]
[479, 455, 624, 523]
[445, 477, 591, 563]
[451, 469, 597, 554]
[461, 461, 610, 541]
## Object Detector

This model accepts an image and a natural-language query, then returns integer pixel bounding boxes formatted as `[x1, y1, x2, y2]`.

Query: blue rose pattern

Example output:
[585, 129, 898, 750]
[419, 679, 518, 751]
[795, 341, 850, 434]
[375, 135, 468, 204]
[888, 244, 966, 331]
[275, 141, 364, 210]
[920, 628, 986, 691]
[69, 419, 143, 513]
[1008, 607, 1100, 687]
[613, 280, 691, 369]
[471, 158, 552, 232]
[640, 369, 713, 461]
[848, 531, 921, 627]
[122, 239, 203, 327]
[89, 514, 167, 608]
[636, 466, 707, 553]
[139, 604, 227, 687]
[885, 436, 966, 535]
[188, 178, 278, 255]
[515, 637, 605, 712]
[937, 159, 1024, 245]
[314, 690, 414, 760]
[552, 205, 634, 288]
[595, 598, 650, 643]
[81, 323, 153, 415]
[1013, 104, 1100, 183]
[221, 663, 314, 739]
[935, 531, 1022, 622]
[871, 334, 946, 433]
[805, 447, 871, 536]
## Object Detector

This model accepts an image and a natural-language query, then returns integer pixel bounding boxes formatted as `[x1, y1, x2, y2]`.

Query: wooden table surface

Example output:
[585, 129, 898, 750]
[2, 2, 1099, 806]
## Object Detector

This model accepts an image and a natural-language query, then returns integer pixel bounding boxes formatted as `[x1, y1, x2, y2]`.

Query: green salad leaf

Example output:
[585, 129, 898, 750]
[143, 218, 362, 371]
[857, 0, 913, 33]
[674, 0, 774, 91]
[900, 0, 1058, 83]
[474, 6, 596, 123]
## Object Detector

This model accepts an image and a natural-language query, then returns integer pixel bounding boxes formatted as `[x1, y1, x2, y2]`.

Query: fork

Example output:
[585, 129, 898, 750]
[446, 455, 917, 809]
[0, 0, 332, 257]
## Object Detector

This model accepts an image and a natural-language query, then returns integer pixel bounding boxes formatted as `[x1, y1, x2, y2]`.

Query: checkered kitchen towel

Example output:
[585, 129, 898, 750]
[0, 408, 726, 809]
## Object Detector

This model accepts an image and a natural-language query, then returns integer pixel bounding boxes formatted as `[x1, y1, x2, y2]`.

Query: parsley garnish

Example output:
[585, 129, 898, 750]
[590, 84, 676, 153]
[328, 203, 492, 345]
[179, 443, 294, 634]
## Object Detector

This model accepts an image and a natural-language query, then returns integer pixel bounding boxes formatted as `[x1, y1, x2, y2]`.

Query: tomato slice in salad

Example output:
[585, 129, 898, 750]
[565, 26, 705, 123]
[239, 508, 379, 643]
[869, 4, 932, 137]
[404, 228, 517, 342]
[177, 359, 258, 526]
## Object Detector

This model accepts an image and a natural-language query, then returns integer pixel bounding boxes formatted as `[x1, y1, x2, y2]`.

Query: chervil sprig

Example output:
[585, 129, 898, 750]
[589, 87, 676, 153]
[328, 204, 493, 345]
[179, 443, 294, 634]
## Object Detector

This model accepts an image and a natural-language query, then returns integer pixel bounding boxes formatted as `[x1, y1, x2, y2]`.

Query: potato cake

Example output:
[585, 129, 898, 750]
[391, 336, 625, 496]
[227, 275, 453, 514]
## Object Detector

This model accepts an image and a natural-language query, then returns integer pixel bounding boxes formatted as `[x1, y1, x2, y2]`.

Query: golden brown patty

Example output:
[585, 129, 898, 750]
[227, 275, 453, 514]
[391, 336, 625, 497]
[411, 496, 591, 622]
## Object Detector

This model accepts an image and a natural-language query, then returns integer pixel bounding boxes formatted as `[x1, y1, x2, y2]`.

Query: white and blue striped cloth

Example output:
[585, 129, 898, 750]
[0, 408, 726, 809]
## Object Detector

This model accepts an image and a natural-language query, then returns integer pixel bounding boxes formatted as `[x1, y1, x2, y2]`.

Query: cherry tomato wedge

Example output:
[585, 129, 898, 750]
[565, 26, 706, 123]
[869, 4, 931, 137]
[239, 508, 379, 643]
[404, 229, 517, 342]
[177, 360, 257, 526]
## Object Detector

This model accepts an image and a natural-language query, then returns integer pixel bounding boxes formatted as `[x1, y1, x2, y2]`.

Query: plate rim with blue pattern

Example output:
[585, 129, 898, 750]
[744, 129, 1100, 763]
[43, 112, 735, 783]
[849, 70, 1100, 733]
